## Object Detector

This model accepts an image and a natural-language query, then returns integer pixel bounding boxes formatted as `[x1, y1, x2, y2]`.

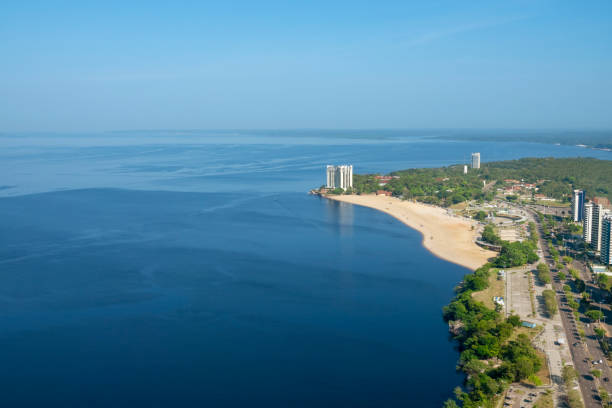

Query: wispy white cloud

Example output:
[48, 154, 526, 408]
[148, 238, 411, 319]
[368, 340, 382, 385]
[400, 15, 531, 48]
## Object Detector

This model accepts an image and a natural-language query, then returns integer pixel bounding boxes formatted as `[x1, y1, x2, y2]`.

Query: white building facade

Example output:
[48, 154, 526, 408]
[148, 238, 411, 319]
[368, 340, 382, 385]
[583, 202, 593, 243]
[571, 189, 585, 222]
[471, 152, 481, 169]
[326, 165, 353, 190]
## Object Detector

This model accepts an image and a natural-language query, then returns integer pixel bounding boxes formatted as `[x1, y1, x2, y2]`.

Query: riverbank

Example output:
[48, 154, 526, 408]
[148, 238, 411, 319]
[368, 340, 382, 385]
[325, 194, 496, 271]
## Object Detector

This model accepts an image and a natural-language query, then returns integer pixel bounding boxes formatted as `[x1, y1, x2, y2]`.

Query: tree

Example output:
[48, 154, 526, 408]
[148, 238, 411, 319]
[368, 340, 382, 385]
[586, 310, 604, 322]
[528, 374, 543, 386]
[442, 399, 460, 408]
[600, 388, 610, 406]
[508, 314, 521, 327]
[591, 369, 602, 379]
[575, 278, 586, 293]
[595, 327, 606, 339]
[567, 388, 584, 408]
[495, 241, 537, 268]
[558, 271, 566, 280]
[537, 263, 551, 284]
[482, 224, 501, 245]
[569, 268, 580, 279]
[562, 364, 577, 386]
[514, 356, 537, 380]
[474, 210, 487, 221]
[597, 273, 609, 290]
[542, 289, 558, 316]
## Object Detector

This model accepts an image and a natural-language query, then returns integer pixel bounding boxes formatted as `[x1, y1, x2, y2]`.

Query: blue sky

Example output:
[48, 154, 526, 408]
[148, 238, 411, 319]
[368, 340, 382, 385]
[1, 0, 611, 131]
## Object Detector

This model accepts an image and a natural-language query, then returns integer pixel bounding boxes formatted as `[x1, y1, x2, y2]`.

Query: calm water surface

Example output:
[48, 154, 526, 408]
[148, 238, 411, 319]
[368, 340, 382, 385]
[0, 131, 609, 407]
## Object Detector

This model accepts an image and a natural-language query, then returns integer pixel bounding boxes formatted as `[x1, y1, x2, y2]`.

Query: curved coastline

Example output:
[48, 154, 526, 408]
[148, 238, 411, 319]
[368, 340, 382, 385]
[324, 194, 495, 271]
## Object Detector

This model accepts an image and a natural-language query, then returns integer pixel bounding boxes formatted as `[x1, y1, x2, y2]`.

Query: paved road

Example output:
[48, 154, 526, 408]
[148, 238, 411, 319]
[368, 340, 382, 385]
[573, 259, 612, 396]
[529, 210, 601, 408]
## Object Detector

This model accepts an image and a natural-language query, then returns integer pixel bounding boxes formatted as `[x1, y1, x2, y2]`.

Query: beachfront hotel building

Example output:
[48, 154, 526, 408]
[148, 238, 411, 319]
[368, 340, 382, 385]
[571, 189, 586, 222]
[583, 202, 594, 244]
[471, 152, 481, 169]
[326, 165, 353, 190]
[601, 214, 612, 265]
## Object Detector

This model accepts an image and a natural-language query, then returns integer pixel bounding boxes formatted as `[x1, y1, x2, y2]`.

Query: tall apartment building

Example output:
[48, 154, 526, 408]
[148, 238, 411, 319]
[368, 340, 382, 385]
[326, 165, 353, 190]
[592, 204, 609, 252]
[471, 152, 481, 169]
[583, 202, 594, 243]
[602, 214, 612, 265]
[571, 189, 585, 222]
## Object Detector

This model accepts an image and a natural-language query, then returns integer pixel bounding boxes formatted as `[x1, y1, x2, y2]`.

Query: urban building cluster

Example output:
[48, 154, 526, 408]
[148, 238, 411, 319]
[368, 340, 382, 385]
[326, 165, 353, 190]
[499, 179, 538, 196]
[580, 191, 612, 265]
[374, 175, 399, 186]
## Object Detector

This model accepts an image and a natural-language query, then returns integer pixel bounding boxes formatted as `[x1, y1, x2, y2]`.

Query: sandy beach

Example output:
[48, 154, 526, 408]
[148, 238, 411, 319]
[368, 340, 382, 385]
[326, 194, 495, 271]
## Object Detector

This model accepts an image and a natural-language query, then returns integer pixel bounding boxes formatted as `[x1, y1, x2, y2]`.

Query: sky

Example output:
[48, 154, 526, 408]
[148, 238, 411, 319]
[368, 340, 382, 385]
[1, 0, 611, 132]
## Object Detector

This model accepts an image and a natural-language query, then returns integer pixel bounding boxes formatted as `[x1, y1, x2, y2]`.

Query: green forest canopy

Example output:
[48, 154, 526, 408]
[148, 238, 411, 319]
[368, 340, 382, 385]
[352, 157, 612, 206]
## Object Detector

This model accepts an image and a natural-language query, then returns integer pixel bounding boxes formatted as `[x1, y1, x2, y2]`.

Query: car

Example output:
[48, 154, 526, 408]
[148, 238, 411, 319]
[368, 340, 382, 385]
[605, 377, 609, 382]
[599, 359, 603, 364]
[593, 361, 599, 365]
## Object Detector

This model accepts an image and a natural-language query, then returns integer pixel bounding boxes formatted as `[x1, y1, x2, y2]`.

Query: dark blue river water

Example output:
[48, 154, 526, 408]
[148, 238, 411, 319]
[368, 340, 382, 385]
[0, 131, 609, 407]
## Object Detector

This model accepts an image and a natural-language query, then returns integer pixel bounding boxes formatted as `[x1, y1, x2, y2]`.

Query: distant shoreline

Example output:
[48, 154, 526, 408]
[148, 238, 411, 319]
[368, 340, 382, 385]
[324, 194, 496, 271]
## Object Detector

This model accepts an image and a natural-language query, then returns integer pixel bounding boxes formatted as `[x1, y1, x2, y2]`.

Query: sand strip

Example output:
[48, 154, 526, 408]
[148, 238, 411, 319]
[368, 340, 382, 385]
[326, 194, 495, 271]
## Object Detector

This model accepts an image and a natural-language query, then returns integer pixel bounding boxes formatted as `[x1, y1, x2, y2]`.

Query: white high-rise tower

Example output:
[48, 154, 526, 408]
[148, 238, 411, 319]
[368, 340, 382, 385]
[571, 190, 585, 222]
[471, 152, 481, 169]
[326, 165, 353, 190]
[583, 202, 594, 244]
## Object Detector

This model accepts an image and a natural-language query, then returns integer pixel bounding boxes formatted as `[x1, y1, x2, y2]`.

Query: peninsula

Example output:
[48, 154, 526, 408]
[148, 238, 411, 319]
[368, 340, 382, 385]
[320, 157, 612, 408]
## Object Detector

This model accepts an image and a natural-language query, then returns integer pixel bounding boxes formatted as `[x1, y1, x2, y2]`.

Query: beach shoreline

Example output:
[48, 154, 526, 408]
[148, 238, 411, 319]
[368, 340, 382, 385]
[325, 194, 495, 271]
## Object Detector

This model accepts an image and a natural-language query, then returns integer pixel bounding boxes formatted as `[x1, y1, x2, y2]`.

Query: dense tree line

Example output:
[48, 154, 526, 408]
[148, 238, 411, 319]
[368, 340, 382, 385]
[494, 241, 538, 268]
[352, 165, 492, 206]
[480, 158, 612, 201]
[351, 157, 612, 204]
[442, 263, 542, 407]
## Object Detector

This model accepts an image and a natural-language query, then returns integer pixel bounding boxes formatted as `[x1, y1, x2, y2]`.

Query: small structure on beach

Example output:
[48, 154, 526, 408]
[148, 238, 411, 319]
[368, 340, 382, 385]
[521, 321, 537, 329]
